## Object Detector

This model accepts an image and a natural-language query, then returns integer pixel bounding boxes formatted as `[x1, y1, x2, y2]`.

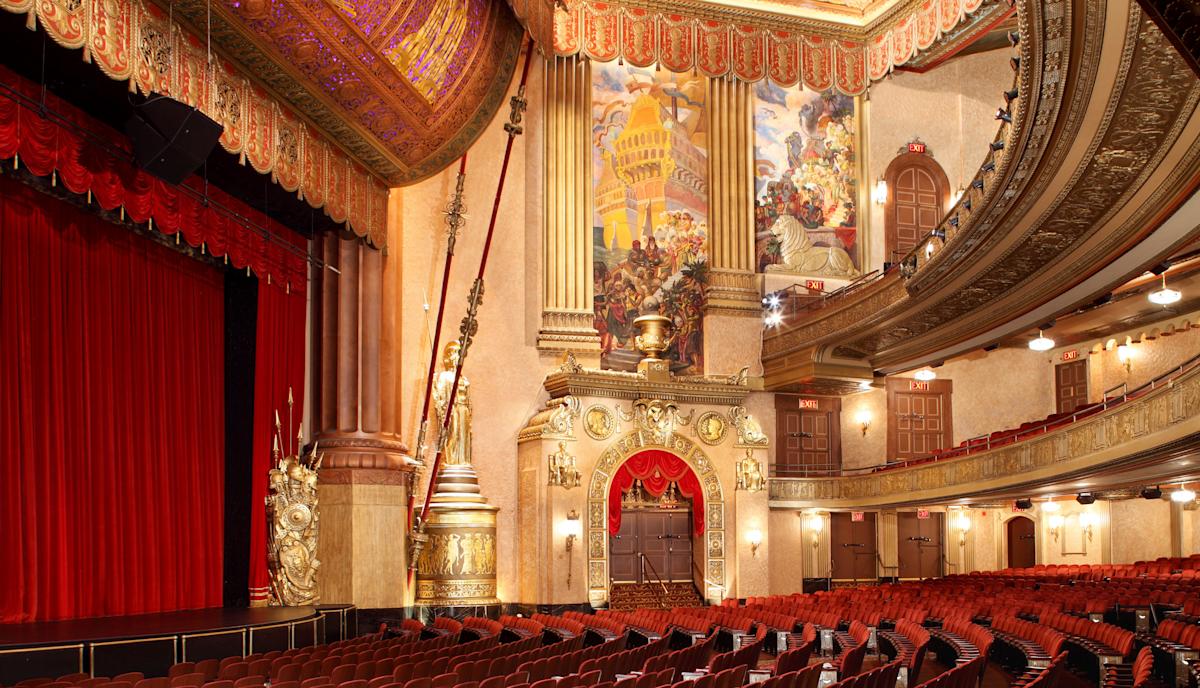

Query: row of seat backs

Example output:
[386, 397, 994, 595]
[829, 660, 900, 688]
[914, 656, 986, 688]
[991, 614, 1065, 656]
[1039, 611, 1134, 656]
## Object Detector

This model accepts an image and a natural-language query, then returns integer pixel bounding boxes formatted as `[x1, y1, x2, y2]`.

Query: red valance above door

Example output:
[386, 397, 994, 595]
[608, 450, 705, 536]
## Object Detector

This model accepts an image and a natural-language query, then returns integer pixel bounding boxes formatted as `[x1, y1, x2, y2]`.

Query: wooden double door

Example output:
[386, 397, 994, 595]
[830, 512, 878, 581]
[888, 379, 953, 463]
[609, 509, 694, 583]
[775, 396, 842, 476]
[897, 512, 944, 579]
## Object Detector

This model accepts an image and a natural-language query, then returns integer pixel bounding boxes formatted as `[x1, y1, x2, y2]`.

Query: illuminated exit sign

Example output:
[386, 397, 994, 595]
[1062, 350, 1079, 361]
[917, 509, 930, 520]
[908, 142, 927, 154]
[909, 380, 930, 391]
[798, 399, 820, 410]
[805, 279, 825, 292]
[851, 511, 865, 522]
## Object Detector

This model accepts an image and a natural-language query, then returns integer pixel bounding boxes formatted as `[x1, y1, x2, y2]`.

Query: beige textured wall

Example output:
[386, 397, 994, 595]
[1088, 323, 1200, 401]
[842, 389, 886, 470]
[1037, 501, 1109, 565]
[1110, 498, 1173, 563]
[768, 509, 807, 594]
[866, 49, 1013, 271]
[935, 347, 1057, 444]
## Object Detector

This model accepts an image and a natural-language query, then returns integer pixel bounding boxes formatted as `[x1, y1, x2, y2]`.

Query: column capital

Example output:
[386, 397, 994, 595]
[706, 268, 762, 317]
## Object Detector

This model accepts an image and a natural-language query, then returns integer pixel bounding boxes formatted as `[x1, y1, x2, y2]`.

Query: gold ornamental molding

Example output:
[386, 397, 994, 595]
[770, 360, 1200, 509]
[542, 368, 754, 406]
[509, 0, 1013, 94]
[0, 0, 390, 245]
[763, 0, 1200, 375]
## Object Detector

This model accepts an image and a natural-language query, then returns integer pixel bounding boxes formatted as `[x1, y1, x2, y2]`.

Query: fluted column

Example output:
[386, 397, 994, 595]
[705, 76, 759, 315]
[538, 55, 601, 353]
[311, 230, 410, 611]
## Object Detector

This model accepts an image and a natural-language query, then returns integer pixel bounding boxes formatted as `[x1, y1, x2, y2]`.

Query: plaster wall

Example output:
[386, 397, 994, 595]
[1087, 323, 1200, 402]
[866, 49, 1014, 272]
[1109, 498, 1173, 563]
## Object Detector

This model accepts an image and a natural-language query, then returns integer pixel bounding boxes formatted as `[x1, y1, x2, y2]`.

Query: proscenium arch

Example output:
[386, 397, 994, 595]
[585, 430, 725, 607]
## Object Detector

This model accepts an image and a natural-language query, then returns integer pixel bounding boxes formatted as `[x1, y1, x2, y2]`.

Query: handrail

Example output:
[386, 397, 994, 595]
[777, 269, 885, 316]
[771, 349, 1200, 479]
[639, 553, 669, 608]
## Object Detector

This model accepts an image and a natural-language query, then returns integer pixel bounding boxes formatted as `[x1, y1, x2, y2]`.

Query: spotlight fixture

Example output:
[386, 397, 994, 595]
[949, 215, 960, 227]
[1003, 88, 1019, 104]
[983, 343, 1000, 352]
[931, 228, 946, 240]
[1140, 486, 1163, 500]
[764, 311, 783, 327]
[1171, 487, 1196, 503]
[981, 161, 996, 173]
[1041, 500, 1060, 513]
[995, 108, 1013, 124]
[971, 179, 985, 191]
[765, 293, 782, 309]
[914, 369, 936, 381]
[1007, 31, 1019, 47]
[1010, 56, 1020, 71]
[964, 199, 973, 211]
[1028, 330, 1055, 352]
[1148, 273, 1182, 306]
[1014, 498, 1033, 510]
[1076, 492, 1096, 505]
[990, 140, 1006, 151]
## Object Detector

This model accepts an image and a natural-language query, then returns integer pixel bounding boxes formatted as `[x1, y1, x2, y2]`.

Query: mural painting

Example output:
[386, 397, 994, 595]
[591, 63, 709, 374]
[753, 83, 861, 278]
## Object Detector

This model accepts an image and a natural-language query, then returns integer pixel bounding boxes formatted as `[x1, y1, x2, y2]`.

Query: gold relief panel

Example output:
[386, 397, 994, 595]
[707, 502, 724, 530]
[589, 473, 608, 499]
[707, 559, 724, 585]
[704, 475, 721, 499]
[415, 579, 498, 602]
[588, 530, 605, 559]
[692, 451, 713, 476]
[598, 448, 619, 472]
[588, 500, 605, 530]
[584, 405, 616, 440]
[708, 530, 724, 558]
[588, 561, 606, 589]
[695, 411, 727, 445]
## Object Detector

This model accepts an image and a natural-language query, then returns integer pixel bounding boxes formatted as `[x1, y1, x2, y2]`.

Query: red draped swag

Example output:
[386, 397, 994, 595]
[608, 450, 705, 536]
[0, 174, 225, 622]
[0, 66, 309, 618]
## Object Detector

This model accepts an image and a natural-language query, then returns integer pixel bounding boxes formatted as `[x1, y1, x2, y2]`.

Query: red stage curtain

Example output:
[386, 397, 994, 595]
[0, 175, 225, 623]
[0, 65, 306, 291]
[608, 450, 705, 536]
[247, 280, 307, 605]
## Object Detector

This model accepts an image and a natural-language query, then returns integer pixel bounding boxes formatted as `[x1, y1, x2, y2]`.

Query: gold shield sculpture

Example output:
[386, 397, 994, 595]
[266, 399, 322, 607]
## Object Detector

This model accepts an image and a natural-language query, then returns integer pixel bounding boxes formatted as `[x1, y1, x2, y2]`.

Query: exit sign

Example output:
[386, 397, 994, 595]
[908, 142, 926, 154]
[909, 380, 930, 391]
[805, 279, 825, 292]
[851, 511, 865, 522]
[1062, 350, 1079, 361]
[917, 509, 930, 520]
[798, 399, 819, 410]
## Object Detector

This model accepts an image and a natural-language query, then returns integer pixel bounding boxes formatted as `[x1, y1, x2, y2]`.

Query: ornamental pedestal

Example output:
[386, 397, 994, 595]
[414, 463, 500, 609]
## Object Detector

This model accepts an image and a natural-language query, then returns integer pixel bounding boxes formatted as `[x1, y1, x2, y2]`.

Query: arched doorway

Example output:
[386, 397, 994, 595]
[607, 450, 703, 584]
[884, 152, 950, 262]
[586, 432, 725, 607]
[1006, 516, 1037, 568]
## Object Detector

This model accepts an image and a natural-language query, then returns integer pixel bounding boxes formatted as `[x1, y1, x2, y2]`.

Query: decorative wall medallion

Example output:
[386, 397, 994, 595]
[584, 404, 616, 440]
[729, 406, 769, 446]
[695, 411, 727, 445]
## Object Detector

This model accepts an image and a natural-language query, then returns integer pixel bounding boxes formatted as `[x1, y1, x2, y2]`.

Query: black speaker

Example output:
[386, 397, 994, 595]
[1076, 493, 1096, 505]
[126, 95, 224, 185]
[1014, 498, 1032, 510]
[1141, 486, 1163, 500]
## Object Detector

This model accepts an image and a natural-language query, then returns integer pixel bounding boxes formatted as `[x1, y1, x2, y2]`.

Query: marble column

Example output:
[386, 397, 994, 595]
[538, 55, 601, 356]
[703, 77, 762, 375]
[311, 230, 411, 611]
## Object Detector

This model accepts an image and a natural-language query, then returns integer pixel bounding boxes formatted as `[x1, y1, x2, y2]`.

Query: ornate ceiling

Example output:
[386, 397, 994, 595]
[173, 0, 525, 185]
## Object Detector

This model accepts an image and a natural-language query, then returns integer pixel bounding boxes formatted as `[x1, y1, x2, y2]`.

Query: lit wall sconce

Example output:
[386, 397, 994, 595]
[747, 529, 762, 557]
[563, 510, 581, 588]
[736, 449, 766, 492]
[1117, 345, 1133, 373]
[1048, 514, 1064, 540]
[955, 512, 971, 545]
[855, 409, 872, 437]
[872, 179, 888, 205]
[806, 513, 824, 548]
[1078, 512, 1094, 541]
[547, 441, 581, 488]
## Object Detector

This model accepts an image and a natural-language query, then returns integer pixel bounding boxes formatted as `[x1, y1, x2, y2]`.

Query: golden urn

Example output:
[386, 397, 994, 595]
[633, 314, 673, 359]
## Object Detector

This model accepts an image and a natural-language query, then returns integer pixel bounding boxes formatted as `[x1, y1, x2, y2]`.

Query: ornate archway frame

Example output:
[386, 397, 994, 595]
[586, 429, 725, 607]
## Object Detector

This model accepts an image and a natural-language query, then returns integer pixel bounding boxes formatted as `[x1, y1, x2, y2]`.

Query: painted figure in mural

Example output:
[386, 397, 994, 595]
[433, 341, 472, 466]
[765, 215, 859, 277]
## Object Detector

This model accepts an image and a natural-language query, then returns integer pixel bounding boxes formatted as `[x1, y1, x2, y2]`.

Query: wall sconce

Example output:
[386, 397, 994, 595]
[1117, 344, 1132, 373]
[955, 512, 971, 545]
[872, 179, 888, 205]
[806, 513, 824, 548]
[547, 441, 581, 489]
[747, 529, 762, 557]
[1078, 512, 1094, 541]
[563, 510, 581, 588]
[855, 410, 872, 437]
[1048, 514, 1064, 540]
[736, 449, 765, 492]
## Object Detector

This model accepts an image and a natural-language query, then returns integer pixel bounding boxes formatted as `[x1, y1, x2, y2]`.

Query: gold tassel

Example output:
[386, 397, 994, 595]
[286, 282, 290, 295]
[268, 273, 272, 286]
[119, 205, 124, 221]
[13, 153, 18, 170]
[201, 242, 206, 255]
[51, 170, 56, 187]
[225, 254, 229, 265]
[87, 189, 92, 204]
[148, 217, 153, 232]
[247, 265, 251, 277]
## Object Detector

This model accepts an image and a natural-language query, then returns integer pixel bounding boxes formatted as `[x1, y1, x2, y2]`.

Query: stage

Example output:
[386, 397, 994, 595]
[0, 605, 356, 685]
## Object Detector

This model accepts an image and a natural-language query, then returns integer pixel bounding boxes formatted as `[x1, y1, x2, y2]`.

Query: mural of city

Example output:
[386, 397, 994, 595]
[753, 82, 861, 278]
[591, 63, 709, 375]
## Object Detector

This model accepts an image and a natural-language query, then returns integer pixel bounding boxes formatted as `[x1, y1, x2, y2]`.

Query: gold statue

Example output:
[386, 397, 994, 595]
[548, 441, 581, 488]
[266, 425, 322, 607]
[433, 341, 472, 465]
[736, 449, 765, 492]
